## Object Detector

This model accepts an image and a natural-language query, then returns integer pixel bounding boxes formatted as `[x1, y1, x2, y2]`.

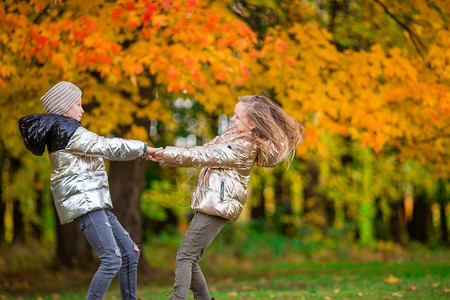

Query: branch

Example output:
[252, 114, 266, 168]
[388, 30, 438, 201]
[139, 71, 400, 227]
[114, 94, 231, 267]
[416, 134, 450, 144]
[372, 0, 427, 58]
[32, 4, 50, 24]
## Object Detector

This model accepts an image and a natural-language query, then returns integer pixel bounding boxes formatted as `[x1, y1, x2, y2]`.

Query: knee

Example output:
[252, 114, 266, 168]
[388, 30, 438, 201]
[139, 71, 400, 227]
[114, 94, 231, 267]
[128, 244, 140, 264]
[122, 243, 140, 265]
[175, 251, 198, 266]
[176, 245, 204, 265]
[100, 248, 123, 274]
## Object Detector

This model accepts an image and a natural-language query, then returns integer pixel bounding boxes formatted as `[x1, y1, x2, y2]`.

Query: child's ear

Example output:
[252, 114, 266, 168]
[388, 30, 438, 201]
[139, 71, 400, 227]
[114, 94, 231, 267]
[249, 122, 256, 130]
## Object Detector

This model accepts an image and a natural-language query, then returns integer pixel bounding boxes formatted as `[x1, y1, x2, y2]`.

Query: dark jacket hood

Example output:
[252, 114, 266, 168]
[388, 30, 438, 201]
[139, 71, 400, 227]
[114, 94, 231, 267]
[18, 114, 81, 156]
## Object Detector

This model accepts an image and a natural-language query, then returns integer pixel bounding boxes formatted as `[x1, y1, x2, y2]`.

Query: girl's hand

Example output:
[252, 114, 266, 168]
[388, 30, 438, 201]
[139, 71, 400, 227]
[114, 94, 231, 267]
[145, 147, 163, 162]
[153, 148, 164, 162]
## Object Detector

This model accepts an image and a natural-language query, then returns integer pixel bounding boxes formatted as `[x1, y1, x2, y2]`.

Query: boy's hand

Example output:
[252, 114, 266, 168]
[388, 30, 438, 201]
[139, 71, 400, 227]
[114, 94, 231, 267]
[145, 147, 163, 162]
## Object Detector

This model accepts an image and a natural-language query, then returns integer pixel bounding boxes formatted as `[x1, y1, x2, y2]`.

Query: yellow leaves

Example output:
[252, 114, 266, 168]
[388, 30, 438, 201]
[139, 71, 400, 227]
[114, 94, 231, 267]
[384, 275, 402, 284]
[384, 49, 419, 85]
[1, 0, 448, 178]
[124, 125, 148, 141]
[51, 53, 67, 70]
[136, 100, 171, 123]
[151, 15, 168, 29]
[427, 29, 450, 81]
[259, 11, 450, 176]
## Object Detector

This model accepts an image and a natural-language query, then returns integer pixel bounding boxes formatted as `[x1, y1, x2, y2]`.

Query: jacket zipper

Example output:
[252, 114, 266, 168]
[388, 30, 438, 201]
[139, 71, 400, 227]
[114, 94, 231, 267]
[220, 181, 225, 201]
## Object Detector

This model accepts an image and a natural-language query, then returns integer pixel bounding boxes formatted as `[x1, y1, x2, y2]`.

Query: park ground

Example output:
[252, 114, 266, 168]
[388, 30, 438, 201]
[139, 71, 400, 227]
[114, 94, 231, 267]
[1, 237, 449, 300]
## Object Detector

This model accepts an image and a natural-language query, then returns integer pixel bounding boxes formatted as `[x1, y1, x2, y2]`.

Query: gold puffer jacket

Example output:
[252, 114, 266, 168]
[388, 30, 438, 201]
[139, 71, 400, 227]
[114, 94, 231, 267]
[19, 114, 147, 225]
[50, 127, 146, 224]
[161, 129, 278, 222]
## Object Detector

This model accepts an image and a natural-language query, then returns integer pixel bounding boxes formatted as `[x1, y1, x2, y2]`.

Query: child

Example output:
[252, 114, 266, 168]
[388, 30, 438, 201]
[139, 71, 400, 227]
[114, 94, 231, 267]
[19, 81, 151, 300]
[148, 95, 303, 300]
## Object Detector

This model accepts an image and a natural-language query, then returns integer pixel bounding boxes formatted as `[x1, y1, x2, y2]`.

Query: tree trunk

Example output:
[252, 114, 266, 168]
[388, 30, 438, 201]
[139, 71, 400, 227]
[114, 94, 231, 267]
[390, 200, 405, 245]
[109, 160, 147, 244]
[251, 180, 266, 219]
[0, 150, 4, 241]
[440, 201, 448, 244]
[303, 161, 327, 230]
[407, 189, 432, 244]
[273, 168, 295, 235]
[437, 180, 448, 244]
[109, 159, 149, 273]
[55, 213, 93, 268]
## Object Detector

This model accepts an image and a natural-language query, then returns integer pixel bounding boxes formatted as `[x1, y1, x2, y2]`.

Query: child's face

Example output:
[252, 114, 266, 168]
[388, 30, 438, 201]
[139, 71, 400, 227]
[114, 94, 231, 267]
[63, 98, 84, 121]
[231, 102, 254, 133]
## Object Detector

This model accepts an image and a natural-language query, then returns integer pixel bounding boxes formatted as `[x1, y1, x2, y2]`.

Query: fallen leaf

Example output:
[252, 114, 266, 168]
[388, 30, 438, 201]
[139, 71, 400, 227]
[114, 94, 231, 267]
[384, 274, 402, 284]
[407, 286, 417, 291]
[392, 292, 403, 297]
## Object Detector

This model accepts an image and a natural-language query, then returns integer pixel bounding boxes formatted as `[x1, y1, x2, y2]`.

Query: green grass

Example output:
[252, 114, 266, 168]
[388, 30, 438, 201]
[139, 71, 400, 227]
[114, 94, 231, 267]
[142, 261, 450, 300]
[1, 261, 448, 299]
[1, 233, 449, 299]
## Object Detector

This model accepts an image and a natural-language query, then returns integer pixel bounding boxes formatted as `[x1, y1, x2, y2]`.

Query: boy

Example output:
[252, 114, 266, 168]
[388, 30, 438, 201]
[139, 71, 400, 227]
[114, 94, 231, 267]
[19, 81, 150, 300]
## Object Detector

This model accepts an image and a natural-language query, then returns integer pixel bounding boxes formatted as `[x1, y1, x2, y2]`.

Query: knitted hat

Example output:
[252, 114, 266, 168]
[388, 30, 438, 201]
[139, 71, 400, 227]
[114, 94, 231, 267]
[40, 81, 82, 115]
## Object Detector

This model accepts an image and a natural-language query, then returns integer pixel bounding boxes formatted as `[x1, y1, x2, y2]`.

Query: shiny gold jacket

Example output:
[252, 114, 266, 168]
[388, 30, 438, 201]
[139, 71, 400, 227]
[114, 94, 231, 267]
[19, 114, 147, 224]
[161, 129, 278, 222]
[49, 127, 146, 224]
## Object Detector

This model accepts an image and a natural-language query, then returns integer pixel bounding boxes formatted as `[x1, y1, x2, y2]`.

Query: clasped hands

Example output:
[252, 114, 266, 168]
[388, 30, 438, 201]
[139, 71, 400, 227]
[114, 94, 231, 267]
[146, 147, 164, 162]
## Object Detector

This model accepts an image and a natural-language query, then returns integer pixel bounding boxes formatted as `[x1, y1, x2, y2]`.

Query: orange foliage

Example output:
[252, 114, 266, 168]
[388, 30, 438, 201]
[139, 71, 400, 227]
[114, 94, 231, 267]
[0, 0, 449, 177]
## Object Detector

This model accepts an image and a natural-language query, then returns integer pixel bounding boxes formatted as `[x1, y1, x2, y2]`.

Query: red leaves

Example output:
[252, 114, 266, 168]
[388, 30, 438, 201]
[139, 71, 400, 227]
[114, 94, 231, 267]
[143, 2, 157, 24]
[74, 30, 87, 42]
[124, 1, 136, 11]
[275, 38, 287, 52]
[241, 65, 251, 77]
[166, 65, 179, 80]
[111, 7, 123, 21]
[35, 35, 46, 46]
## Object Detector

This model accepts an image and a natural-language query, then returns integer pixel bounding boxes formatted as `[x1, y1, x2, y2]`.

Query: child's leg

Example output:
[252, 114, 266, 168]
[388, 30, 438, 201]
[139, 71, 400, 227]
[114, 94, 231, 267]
[75, 209, 122, 300]
[105, 210, 140, 300]
[172, 212, 227, 300]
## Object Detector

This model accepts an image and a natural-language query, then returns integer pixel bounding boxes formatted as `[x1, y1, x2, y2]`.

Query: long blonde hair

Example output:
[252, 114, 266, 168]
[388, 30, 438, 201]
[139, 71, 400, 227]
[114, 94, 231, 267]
[238, 95, 304, 165]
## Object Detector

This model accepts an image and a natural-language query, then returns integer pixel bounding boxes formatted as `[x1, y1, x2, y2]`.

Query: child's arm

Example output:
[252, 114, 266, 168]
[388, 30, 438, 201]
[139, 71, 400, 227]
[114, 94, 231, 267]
[159, 138, 255, 169]
[65, 127, 147, 160]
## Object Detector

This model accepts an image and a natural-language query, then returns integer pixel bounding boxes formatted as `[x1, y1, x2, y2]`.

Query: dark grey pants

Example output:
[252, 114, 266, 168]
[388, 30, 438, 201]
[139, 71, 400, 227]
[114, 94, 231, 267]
[171, 212, 228, 300]
[76, 209, 140, 300]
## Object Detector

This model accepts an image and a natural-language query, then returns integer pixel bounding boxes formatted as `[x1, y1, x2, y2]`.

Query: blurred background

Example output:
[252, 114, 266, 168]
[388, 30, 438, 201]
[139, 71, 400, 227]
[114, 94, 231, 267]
[0, 0, 449, 298]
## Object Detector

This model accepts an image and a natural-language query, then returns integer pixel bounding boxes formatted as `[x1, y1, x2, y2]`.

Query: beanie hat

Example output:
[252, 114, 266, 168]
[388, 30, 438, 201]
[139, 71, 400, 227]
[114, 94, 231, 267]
[40, 81, 82, 115]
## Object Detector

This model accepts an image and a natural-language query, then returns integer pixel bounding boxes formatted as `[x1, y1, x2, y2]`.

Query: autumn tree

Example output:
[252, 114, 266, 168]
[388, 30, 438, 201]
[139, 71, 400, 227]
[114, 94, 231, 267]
[0, 0, 258, 265]
[232, 0, 449, 244]
[0, 0, 448, 267]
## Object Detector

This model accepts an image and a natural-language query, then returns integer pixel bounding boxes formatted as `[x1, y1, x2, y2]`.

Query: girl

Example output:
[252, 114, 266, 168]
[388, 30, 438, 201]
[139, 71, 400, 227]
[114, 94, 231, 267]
[148, 95, 303, 300]
[19, 81, 152, 300]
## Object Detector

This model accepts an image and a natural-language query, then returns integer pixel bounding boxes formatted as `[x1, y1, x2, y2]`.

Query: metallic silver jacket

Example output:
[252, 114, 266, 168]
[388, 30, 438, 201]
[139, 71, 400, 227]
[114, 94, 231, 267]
[161, 129, 278, 222]
[50, 127, 146, 224]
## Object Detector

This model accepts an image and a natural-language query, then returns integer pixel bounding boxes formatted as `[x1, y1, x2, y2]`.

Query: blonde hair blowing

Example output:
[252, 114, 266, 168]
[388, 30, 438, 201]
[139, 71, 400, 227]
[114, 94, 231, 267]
[238, 95, 304, 165]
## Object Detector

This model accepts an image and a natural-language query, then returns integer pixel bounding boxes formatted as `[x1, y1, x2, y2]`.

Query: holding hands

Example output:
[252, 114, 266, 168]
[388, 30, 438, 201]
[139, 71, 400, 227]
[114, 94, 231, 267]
[146, 147, 164, 162]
